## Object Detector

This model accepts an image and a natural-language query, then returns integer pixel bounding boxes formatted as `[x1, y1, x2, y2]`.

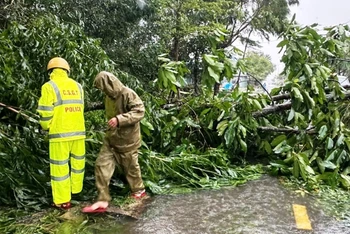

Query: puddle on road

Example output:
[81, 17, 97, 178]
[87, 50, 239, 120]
[114, 175, 349, 234]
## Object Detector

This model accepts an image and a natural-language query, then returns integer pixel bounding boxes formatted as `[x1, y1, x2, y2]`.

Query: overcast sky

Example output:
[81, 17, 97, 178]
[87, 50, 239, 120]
[261, 0, 350, 81]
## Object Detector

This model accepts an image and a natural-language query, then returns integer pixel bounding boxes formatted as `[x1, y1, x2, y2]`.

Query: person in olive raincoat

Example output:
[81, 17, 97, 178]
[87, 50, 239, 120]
[83, 71, 146, 213]
[37, 57, 86, 209]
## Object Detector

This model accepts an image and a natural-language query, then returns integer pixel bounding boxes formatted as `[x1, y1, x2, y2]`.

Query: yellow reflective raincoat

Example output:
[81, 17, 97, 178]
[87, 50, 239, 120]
[37, 69, 85, 141]
[37, 68, 85, 205]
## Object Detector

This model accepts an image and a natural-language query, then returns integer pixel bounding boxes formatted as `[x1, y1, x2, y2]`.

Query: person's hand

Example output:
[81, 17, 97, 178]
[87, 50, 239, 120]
[108, 117, 118, 128]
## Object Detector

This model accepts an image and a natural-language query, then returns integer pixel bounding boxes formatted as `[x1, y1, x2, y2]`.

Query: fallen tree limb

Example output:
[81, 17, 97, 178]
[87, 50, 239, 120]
[85, 102, 104, 112]
[271, 85, 350, 102]
[258, 126, 299, 133]
[257, 126, 316, 134]
[253, 90, 350, 118]
[271, 93, 291, 102]
[252, 101, 292, 117]
[0, 102, 38, 123]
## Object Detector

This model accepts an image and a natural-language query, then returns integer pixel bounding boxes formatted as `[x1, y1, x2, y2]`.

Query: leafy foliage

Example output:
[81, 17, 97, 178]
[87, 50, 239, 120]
[245, 51, 275, 81]
[140, 148, 264, 194]
[156, 54, 189, 94]
[267, 22, 350, 188]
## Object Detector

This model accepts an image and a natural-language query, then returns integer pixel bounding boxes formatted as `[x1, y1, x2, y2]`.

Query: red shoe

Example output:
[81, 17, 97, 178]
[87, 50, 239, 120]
[82, 206, 107, 213]
[52, 202, 71, 210]
[82, 201, 108, 213]
[131, 189, 146, 199]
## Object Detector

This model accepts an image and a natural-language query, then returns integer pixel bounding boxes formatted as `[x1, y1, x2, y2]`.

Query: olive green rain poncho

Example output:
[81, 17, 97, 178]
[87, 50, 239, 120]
[93, 71, 145, 201]
[94, 71, 145, 152]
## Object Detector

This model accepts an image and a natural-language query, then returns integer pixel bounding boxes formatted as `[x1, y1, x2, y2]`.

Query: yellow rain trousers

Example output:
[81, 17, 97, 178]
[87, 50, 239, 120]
[37, 69, 85, 205]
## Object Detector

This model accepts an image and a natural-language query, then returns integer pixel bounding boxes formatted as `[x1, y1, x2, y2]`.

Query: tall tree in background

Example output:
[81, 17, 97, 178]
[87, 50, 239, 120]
[147, 0, 299, 93]
[1, 0, 298, 93]
[245, 51, 275, 81]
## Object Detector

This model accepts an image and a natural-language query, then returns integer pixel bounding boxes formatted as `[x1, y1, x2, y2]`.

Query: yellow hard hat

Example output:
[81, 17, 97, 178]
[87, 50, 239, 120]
[47, 57, 70, 72]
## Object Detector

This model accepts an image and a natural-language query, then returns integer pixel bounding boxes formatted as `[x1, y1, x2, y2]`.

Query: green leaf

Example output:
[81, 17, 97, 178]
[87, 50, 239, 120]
[277, 40, 289, 48]
[318, 125, 328, 139]
[141, 124, 151, 136]
[326, 149, 338, 161]
[293, 158, 300, 178]
[336, 134, 345, 147]
[292, 87, 303, 102]
[287, 108, 295, 121]
[305, 165, 315, 175]
[340, 174, 350, 188]
[342, 166, 350, 175]
[164, 70, 177, 83]
[217, 110, 225, 121]
[240, 139, 247, 153]
[326, 137, 334, 150]
[309, 151, 318, 163]
[317, 157, 325, 173]
[270, 87, 282, 96]
[252, 99, 262, 110]
[319, 161, 337, 170]
[273, 141, 292, 154]
[200, 108, 211, 117]
[320, 48, 335, 57]
[141, 118, 154, 131]
[304, 64, 313, 77]
[161, 70, 168, 88]
[296, 155, 307, 180]
[203, 54, 217, 66]
[345, 138, 350, 151]
[158, 56, 171, 63]
[217, 120, 228, 136]
[224, 124, 235, 145]
[171, 84, 178, 93]
[271, 135, 287, 146]
[208, 66, 220, 82]
[185, 118, 200, 128]
[264, 141, 272, 154]
[302, 90, 315, 108]
[208, 120, 213, 130]
[239, 124, 247, 138]
[336, 150, 347, 165]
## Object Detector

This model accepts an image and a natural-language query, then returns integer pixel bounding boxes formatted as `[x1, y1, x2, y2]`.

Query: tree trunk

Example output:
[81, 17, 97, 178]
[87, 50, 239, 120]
[252, 102, 292, 117]
[170, 3, 182, 62]
[213, 82, 221, 96]
[171, 36, 180, 62]
[193, 51, 200, 95]
[257, 126, 316, 134]
[85, 102, 104, 112]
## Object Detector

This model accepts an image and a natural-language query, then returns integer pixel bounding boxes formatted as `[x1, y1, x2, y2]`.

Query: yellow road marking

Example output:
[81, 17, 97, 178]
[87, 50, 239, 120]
[293, 204, 312, 230]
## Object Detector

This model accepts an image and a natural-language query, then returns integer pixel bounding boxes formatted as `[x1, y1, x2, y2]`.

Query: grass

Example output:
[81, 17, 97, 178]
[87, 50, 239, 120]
[279, 176, 350, 222]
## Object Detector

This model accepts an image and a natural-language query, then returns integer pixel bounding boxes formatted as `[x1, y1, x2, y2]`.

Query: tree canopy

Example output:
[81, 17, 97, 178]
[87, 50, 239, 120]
[245, 51, 275, 81]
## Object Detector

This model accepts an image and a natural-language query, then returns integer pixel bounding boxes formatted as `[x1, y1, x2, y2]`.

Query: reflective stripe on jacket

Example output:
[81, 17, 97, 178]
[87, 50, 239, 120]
[37, 69, 85, 142]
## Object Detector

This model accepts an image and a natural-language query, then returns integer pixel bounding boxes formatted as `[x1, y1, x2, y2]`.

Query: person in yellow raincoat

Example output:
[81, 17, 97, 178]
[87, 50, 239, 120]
[37, 57, 85, 209]
[83, 71, 146, 213]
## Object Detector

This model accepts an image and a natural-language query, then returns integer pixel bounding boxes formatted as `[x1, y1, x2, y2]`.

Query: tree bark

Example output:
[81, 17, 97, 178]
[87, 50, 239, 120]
[252, 102, 292, 117]
[193, 50, 200, 95]
[85, 102, 104, 112]
[257, 126, 316, 134]
[213, 82, 221, 96]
